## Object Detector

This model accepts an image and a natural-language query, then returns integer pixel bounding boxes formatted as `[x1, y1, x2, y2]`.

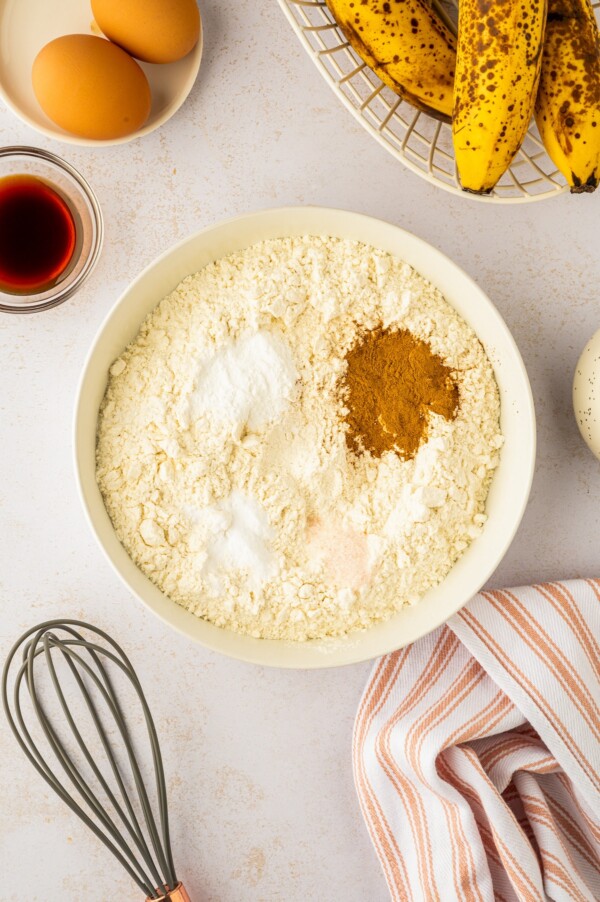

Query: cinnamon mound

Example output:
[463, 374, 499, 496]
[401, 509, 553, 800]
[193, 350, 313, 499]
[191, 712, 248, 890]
[342, 326, 459, 459]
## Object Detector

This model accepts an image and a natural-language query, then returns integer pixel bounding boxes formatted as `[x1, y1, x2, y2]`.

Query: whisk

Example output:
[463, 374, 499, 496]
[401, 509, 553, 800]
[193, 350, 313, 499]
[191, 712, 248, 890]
[2, 619, 191, 902]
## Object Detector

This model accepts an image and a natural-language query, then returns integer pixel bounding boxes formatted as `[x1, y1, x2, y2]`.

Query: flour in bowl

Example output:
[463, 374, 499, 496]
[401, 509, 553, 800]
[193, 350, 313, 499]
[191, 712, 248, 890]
[96, 237, 502, 640]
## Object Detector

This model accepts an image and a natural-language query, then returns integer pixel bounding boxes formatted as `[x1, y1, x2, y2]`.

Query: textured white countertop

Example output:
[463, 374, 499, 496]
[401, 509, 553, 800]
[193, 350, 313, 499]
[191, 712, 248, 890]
[1, 2, 599, 900]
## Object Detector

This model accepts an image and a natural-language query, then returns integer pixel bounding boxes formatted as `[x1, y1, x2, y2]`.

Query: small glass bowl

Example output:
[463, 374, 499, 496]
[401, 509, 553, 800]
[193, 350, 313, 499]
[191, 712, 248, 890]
[0, 147, 103, 314]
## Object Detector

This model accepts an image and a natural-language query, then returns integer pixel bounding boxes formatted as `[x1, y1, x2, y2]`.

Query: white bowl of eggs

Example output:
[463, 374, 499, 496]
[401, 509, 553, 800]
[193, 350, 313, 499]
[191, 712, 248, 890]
[0, 0, 202, 145]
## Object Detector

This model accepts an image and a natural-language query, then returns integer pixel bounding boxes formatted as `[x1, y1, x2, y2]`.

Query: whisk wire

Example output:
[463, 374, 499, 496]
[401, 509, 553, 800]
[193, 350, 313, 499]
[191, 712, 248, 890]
[57, 625, 176, 882]
[63, 634, 178, 890]
[2, 620, 181, 900]
[11, 649, 157, 897]
[43, 630, 176, 894]
[39, 634, 169, 894]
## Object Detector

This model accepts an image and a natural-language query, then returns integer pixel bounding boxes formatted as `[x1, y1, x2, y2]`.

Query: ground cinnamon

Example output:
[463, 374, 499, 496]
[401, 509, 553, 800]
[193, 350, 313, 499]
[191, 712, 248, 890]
[341, 326, 459, 460]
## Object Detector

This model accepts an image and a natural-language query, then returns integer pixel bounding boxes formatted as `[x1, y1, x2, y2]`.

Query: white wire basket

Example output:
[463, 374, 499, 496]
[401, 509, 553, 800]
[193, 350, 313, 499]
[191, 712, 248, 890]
[278, 0, 600, 203]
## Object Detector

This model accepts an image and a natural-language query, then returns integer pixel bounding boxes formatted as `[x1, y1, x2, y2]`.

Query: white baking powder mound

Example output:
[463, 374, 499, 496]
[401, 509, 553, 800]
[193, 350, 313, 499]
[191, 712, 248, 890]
[192, 330, 298, 434]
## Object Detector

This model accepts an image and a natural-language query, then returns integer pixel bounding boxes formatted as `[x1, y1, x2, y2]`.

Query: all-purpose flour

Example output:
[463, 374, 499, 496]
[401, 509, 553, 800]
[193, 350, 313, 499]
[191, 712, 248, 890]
[96, 237, 502, 640]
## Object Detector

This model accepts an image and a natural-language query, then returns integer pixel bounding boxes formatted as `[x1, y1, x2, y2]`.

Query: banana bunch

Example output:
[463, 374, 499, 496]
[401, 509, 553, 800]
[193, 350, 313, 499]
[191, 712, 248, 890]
[535, 0, 600, 192]
[324, 0, 456, 122]
[325, 0, 600, 195]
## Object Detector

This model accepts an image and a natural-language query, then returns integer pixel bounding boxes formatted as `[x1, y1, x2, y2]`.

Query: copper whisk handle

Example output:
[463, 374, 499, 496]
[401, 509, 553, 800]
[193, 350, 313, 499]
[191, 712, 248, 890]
[148, 883, 191, 902]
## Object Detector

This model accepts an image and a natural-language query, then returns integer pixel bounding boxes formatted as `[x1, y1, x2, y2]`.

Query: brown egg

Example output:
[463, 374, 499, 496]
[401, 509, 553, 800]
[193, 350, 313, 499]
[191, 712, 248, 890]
[91, 0, 201, 64]
[32, 35, 151, 140]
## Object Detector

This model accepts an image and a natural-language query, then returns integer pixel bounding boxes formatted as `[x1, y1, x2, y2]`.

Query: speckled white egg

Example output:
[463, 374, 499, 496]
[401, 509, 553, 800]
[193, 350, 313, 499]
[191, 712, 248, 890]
[573, 328, 600, 459]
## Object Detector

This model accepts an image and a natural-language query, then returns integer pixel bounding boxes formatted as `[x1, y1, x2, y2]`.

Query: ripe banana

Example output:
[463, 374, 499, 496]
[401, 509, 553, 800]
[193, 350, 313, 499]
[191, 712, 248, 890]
[535, 0, 600, 192]
[324, 0, 456, 122]
[452, 0, 547, 193]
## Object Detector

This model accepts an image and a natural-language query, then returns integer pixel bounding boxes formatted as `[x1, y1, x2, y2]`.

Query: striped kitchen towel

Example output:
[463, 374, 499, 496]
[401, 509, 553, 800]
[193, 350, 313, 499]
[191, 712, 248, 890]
[354, 580, 600, 901]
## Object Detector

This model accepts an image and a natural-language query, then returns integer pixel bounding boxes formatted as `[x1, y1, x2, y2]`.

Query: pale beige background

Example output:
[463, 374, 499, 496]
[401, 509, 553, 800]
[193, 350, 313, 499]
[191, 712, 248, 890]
[1, 1, 599, 900]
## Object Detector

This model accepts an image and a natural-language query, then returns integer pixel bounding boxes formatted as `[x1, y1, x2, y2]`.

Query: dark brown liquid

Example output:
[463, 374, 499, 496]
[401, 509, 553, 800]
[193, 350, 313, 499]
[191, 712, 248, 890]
[0, 175, 77, 294]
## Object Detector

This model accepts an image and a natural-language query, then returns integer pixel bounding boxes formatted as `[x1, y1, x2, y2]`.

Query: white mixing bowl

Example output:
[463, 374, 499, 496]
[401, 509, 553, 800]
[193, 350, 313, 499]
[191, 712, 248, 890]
[74, 207, 535, 668]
